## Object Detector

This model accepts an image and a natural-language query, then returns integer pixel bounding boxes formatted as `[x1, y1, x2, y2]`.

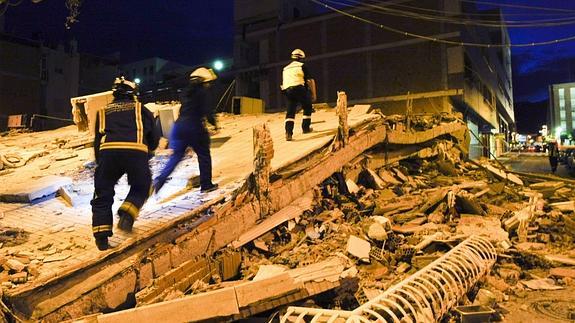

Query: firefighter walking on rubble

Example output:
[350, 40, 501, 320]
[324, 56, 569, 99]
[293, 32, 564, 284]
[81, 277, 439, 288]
[281, 48, 317, 141]
[153, 67, 219, 195]
[91, 77, 160, 251]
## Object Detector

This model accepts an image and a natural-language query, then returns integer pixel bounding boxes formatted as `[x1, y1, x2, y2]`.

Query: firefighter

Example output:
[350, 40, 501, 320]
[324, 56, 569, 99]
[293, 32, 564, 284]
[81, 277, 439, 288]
[548, 140, 559, 173]
[281, 48, 317, 141]
[153, 67, 219, 194]
[91, 77, 160, 251]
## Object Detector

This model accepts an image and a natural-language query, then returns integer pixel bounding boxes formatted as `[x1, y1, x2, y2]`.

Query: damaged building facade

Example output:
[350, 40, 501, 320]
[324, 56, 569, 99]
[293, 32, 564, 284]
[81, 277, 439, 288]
[233, 0, 514, 158]
[0, 34, 79, 131]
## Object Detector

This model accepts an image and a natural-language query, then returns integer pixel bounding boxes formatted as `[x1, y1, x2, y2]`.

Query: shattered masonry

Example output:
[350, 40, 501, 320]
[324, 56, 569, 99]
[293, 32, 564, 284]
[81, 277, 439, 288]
[1, 104, 575, 322]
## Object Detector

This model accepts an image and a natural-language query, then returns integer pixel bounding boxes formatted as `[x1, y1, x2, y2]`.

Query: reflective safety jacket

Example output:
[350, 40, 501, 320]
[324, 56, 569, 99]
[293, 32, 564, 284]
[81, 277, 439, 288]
[281, 61, 311, 90]
[93, 98, 159, 161]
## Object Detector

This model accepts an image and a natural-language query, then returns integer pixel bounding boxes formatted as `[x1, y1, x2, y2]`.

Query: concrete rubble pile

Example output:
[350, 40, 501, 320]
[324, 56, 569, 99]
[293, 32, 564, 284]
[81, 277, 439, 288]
[87, 113, 575, 322]
[2, 110, 575, 322]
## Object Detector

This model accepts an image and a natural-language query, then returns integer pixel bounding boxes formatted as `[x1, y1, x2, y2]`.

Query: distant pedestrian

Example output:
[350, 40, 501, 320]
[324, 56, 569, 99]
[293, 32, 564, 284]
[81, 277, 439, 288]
[92, 77, 160, 251]
[548, 140, 559, 173]
[281, 48, 317, 141]
[153, 67, 219, 194]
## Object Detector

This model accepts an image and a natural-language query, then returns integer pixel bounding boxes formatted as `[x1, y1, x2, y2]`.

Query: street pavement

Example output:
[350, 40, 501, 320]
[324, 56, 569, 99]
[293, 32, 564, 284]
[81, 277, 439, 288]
[499, 152, 574, 178]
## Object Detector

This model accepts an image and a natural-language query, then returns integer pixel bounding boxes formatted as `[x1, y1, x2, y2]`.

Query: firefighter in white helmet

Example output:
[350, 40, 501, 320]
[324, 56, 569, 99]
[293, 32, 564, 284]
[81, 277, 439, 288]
[154, 67, 219, 194]
[281, 49, 317, 141]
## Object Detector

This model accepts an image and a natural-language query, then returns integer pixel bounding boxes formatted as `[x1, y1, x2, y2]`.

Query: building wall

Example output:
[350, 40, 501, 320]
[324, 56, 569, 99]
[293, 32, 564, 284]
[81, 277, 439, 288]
[43, 45, 79, 120]
[0, 34, 80, 130]
[233, 0, 514, 157]
[235, 1, 460, 112]
[549, 82, 575, 137]
[0, 35, 42, 130]
[121, 57, 168, 86]
[79, 54, 119, 95]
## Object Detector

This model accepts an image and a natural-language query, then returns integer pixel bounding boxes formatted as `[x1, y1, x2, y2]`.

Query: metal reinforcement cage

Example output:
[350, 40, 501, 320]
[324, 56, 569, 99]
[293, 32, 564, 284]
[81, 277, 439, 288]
[281, 235, 497, 323]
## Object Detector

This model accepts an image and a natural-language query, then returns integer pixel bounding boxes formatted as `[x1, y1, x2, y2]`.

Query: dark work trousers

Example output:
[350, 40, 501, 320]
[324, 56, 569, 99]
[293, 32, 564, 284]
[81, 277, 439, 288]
[91, 150, 151, 238]
[550, 156, 558, 173]
[284, 85, 313, 135]
[155, 122, 213, 191]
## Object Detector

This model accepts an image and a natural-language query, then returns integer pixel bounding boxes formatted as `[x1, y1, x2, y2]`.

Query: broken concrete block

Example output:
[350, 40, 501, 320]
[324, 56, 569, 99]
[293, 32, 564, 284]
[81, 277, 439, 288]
[396, 262, 410, 274]
[456, 216, 508, 242]
[550, 201, 575, 212]
[345, 179, 360, 194]
[473, 289, 497, 307]
[377, 169, 401, 185]
[0, 175, 73, 203]
[9, 272, 27, 284]
[346, 235, 371, 261]
[370, 216, 392, 232]
[57, 186, 75, 207]
[550, 268, 575, 279]
[367, 222, 388, 241]
[521, 278, 563, 290]
[253, 265, 287, 281]
[455, 191, 485, 215]
[6, 259, 26, 272]
[436, 160, 458, 176]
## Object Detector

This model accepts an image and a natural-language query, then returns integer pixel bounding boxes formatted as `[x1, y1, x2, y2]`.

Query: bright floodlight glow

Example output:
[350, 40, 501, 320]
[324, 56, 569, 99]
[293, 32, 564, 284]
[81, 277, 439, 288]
[134, 78, 141, 84]
[213, 60, 224, 71]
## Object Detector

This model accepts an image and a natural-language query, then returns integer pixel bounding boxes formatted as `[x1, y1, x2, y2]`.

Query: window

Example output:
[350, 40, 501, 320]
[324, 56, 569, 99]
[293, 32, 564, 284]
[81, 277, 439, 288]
[41, 54, 48, 81]
[560, 110, 566, 121]
[570, 87, 575, 111]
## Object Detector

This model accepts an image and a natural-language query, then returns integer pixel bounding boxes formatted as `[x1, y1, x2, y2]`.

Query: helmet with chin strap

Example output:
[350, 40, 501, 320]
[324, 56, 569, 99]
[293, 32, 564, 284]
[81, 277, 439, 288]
[189, 67, 218, 84]
[291, 49, 305, 60]
[112, 76, 137, 96]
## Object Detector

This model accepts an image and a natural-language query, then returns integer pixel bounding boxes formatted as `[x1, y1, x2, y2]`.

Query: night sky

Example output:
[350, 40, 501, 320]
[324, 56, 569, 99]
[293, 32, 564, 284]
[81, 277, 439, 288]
[3, 0, 575, 132]
[3, 1, 234, 66]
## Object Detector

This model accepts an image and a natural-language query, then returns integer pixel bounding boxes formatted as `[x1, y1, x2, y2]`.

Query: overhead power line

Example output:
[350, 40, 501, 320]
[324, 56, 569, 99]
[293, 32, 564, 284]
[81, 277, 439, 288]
[310, 0, 575, 48]
[461, 0, 575, 13]
[371, 0, 575, 17]
[324, 0, 575, 28]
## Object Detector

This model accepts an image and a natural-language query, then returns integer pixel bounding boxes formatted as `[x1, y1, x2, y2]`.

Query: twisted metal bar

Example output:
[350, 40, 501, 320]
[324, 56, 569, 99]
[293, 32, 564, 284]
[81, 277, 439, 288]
[281, 235, 496, 323]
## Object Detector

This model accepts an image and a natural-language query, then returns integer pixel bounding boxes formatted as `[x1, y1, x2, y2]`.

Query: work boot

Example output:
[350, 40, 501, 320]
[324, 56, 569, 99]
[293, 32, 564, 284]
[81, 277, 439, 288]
[95, 236, 110, 251]
[117, 211, 134, 232]
[153, 178, 165, 195]
[303, 127, 313, 134]
[286, 133, 293, 141]
[200, 183, 219, 193]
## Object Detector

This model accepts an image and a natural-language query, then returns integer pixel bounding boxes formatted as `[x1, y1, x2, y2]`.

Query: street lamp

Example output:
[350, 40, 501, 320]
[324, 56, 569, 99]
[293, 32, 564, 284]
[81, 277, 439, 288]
[213, 60, 224, 71]
[134, 78, 141, 85]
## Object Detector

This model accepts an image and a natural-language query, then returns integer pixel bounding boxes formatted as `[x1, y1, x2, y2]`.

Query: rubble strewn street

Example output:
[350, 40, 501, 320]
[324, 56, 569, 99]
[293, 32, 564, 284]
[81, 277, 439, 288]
[43, 109, 571, 323]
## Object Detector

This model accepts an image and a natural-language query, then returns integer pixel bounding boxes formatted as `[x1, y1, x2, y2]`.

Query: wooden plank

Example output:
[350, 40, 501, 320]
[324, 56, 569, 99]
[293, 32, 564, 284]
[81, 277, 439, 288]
[97, 287, 239, 323]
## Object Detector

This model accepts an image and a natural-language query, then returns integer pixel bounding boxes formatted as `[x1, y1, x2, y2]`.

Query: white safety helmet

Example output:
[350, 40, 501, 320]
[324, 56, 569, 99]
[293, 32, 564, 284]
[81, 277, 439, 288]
[112, 76, 137, 95]
[189, 67, 218, 84]
[291, 49, 305, 60]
